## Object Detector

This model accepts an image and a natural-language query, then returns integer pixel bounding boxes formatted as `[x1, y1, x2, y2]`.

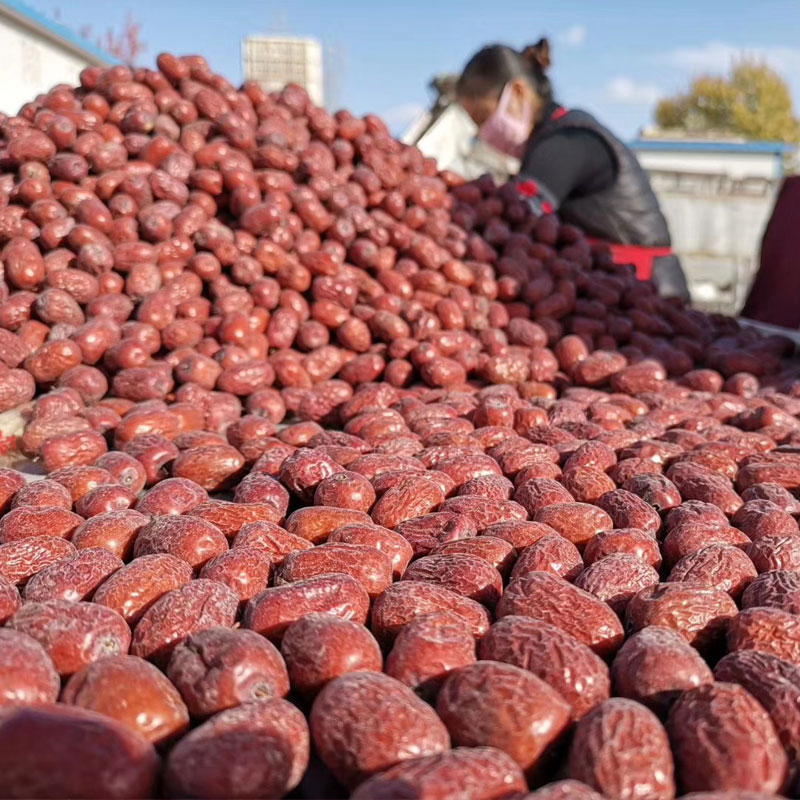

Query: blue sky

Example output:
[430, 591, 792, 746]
[27, 0, 800, 141]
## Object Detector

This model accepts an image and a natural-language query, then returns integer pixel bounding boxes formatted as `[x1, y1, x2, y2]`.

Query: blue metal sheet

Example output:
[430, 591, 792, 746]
[630, 139, 794, 155]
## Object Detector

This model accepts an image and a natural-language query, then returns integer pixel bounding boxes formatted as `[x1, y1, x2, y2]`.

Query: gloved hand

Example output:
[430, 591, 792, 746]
[516, 178, 558, 217]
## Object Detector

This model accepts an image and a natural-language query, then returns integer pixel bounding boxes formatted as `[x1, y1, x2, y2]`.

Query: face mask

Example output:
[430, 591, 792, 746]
[478, 82, 533, 159]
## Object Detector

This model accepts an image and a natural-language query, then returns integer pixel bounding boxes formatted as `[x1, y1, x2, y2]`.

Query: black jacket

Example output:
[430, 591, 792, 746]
[521, 106, 671, 248]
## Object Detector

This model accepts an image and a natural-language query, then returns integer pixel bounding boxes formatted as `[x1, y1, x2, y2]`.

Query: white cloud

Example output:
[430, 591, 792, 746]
[661, 41, 800, 76]
[379, 102, 426, 132]
[605, 76, 663, 106]
[558, 25, 587, 48]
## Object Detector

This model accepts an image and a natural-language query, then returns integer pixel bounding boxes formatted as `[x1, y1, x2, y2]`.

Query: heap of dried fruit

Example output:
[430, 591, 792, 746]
[0, 51, 800, 799]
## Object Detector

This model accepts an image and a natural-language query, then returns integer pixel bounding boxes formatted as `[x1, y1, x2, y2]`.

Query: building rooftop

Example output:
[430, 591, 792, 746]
[0, 0, 117, 65]
[630, 138, 795, 155]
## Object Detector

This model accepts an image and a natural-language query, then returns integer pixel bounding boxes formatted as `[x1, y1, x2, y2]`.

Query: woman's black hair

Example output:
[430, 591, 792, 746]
[456, 39, 553, 104]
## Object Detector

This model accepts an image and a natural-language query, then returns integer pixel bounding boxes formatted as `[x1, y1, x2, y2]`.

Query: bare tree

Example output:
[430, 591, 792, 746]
[77, 12, 146, 65]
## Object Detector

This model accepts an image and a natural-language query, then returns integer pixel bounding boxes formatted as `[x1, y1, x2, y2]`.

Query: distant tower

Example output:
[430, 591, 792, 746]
[242, 35, 324, 106]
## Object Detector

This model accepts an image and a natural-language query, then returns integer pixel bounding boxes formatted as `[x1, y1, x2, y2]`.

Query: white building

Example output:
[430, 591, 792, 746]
[0, 0, 115, 117]
[242, 35, 324, 107]
[629, 138, 794, 312]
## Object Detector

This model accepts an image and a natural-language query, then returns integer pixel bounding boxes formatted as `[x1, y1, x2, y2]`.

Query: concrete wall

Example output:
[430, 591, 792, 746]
[0, 14, 92, 115]
[646, 170, 778, 313]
